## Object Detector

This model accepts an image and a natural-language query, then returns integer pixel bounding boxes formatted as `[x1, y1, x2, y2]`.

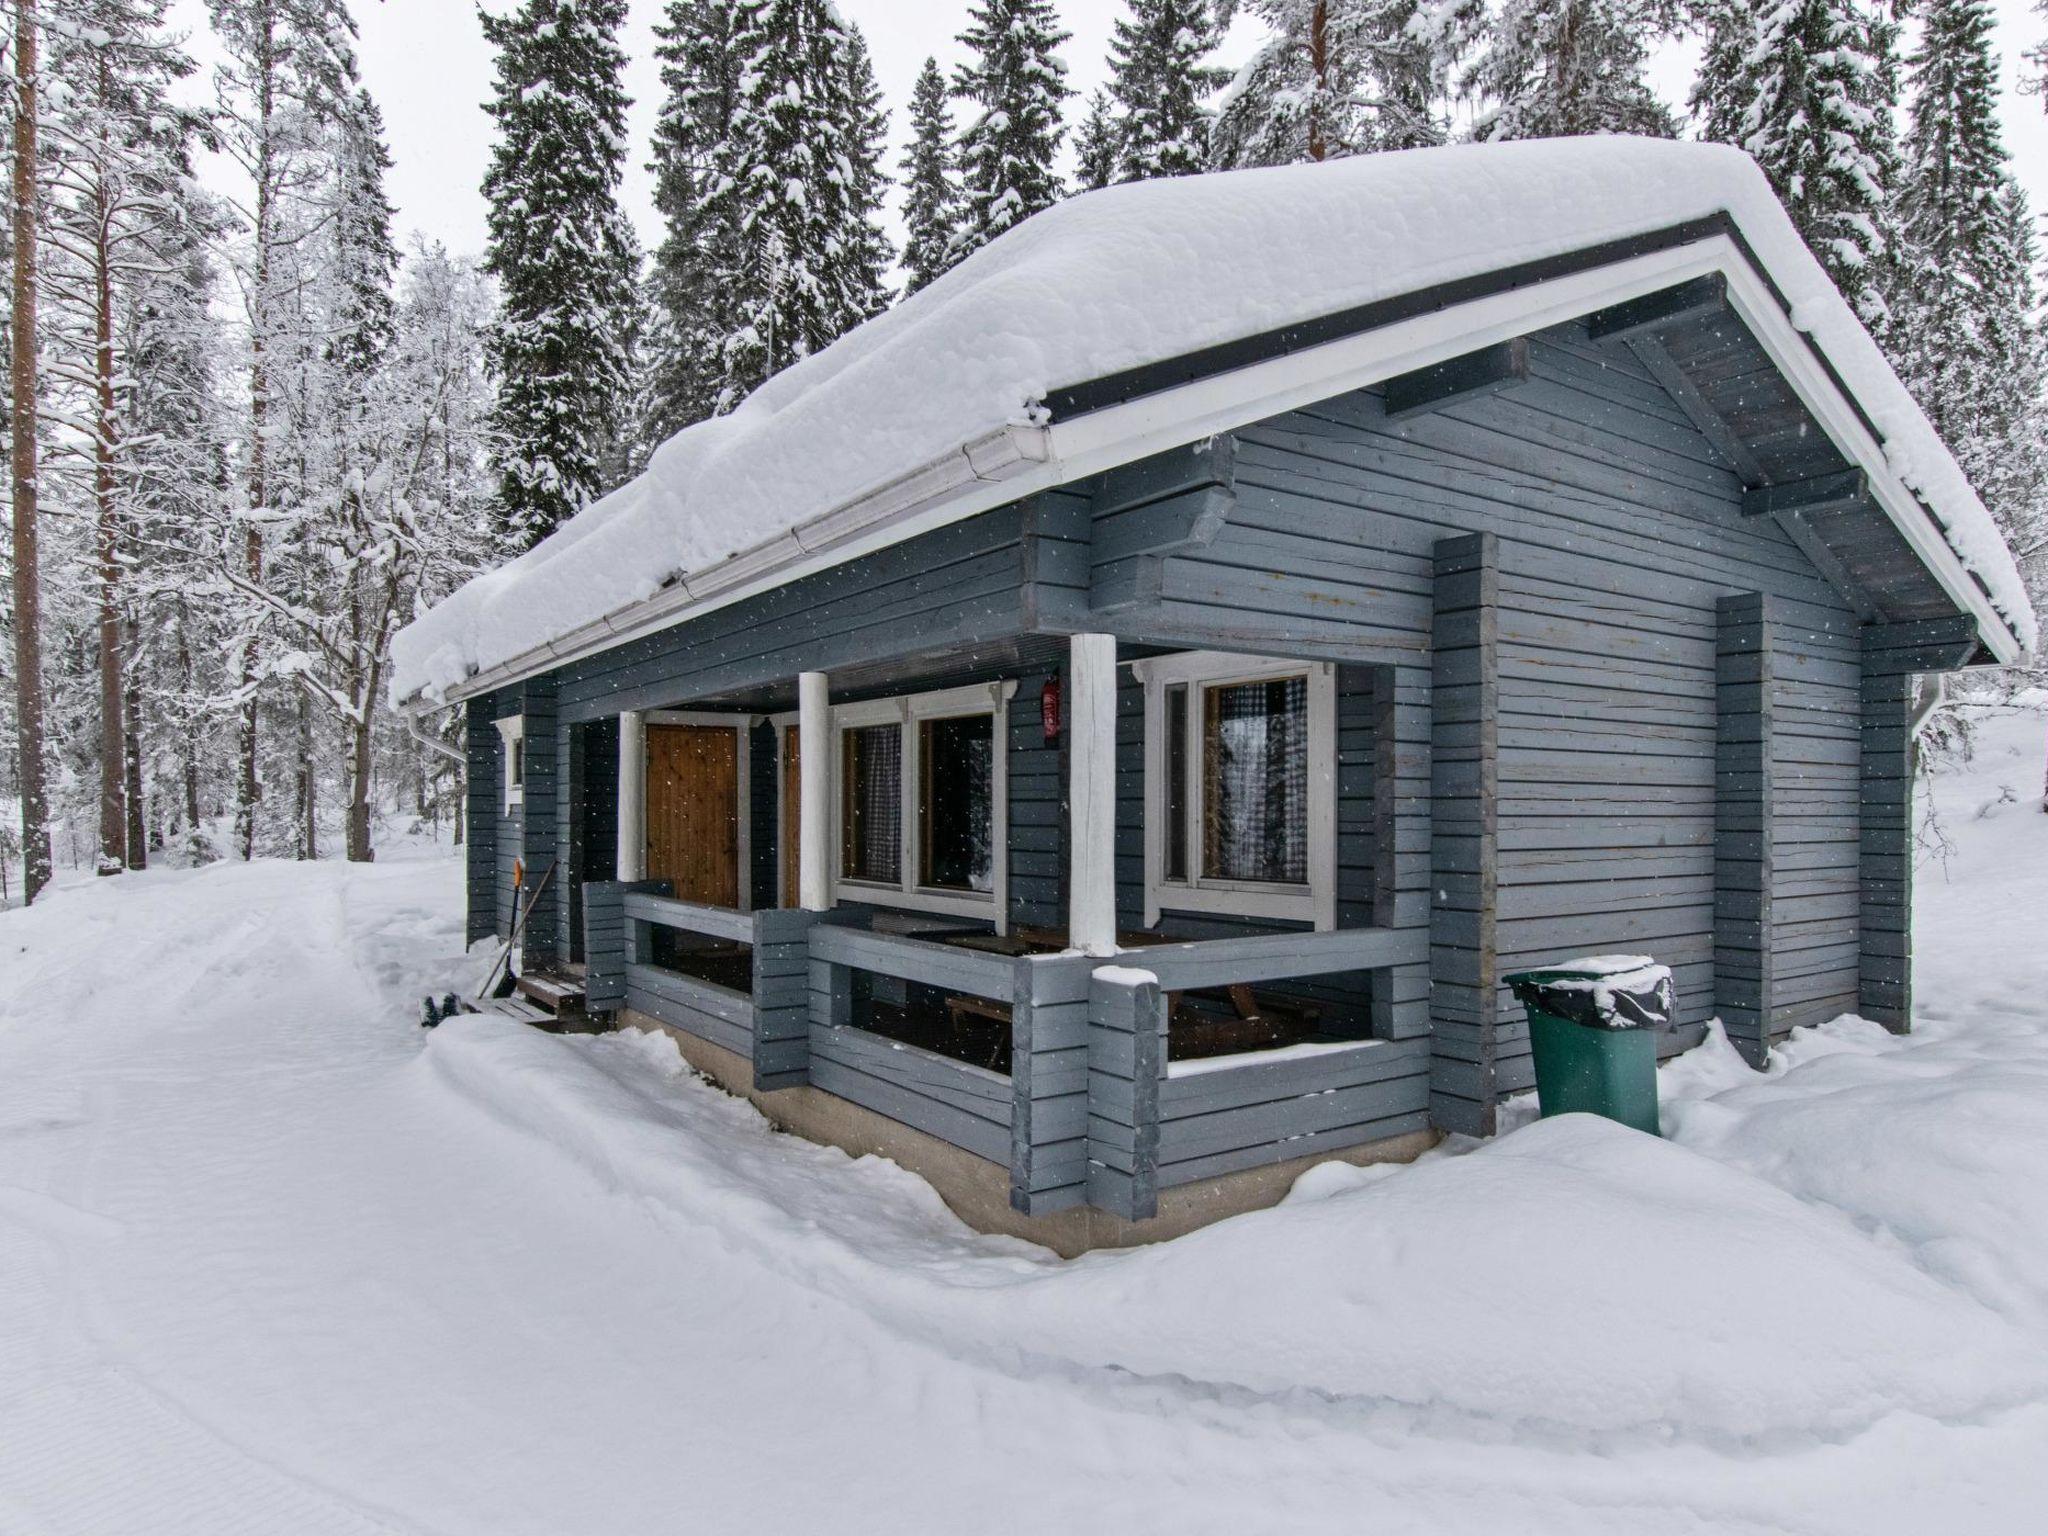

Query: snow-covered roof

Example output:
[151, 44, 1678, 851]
[393, 137, 2036, 704]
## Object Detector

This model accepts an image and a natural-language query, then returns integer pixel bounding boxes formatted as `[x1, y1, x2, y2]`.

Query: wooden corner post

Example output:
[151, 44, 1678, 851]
[1716, 594, 1775, 1066]
[1428, 532, 1500, 1135]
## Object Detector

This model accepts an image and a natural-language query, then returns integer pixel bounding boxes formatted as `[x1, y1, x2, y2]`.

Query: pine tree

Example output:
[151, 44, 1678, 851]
[1106, 0, 1225, 182]
[1072, 89, 1121, 192]
[480, 0, 640, 549]
[900, 56, 962, 292]
[836, 26, 894, 324]
[1728, 0, 1900, 327]
[1690, 0, 1757, 144]
[695, 0, 882, 408]
[1892, 0, 2022, 439]
[1465, 0, 1677, 141]
[36, 0, 201, 874]
[327, 88, 397, 380]
[1210, 0, 1449, 167]
[951, 0, 1071, 263]
[644, 0, 743, 441]
[206, 0, 359, 859]
[9, 0, 54, 901]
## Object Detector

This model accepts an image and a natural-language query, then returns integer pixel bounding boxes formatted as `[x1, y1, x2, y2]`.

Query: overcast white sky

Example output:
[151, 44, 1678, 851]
[166, 0, 2048, 264]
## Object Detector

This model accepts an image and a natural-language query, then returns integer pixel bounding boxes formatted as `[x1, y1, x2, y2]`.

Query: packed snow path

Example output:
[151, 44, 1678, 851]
[4, 708, 2048, 1535]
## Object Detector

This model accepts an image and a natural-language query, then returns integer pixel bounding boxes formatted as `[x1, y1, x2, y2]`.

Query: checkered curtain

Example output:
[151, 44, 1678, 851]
[846, 726, 901, 883]
[1209, 677, 1307, 884]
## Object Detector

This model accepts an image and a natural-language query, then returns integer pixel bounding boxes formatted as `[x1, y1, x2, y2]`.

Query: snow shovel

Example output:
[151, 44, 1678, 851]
[473, 857, 557, 1005]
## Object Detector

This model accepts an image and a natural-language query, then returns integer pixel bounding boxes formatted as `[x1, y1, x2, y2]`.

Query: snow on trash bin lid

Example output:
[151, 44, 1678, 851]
[1507, 955, 1674, 1030]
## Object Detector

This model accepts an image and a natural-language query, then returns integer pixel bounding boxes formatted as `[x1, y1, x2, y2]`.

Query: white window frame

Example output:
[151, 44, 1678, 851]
[1132, 652, 1337, 931]
[640, 710, 757, 912]
[820, 680, 1016, 930]
[494, 715, 525, 816]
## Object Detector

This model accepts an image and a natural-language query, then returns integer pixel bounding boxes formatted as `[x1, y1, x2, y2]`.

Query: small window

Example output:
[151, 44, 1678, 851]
[919, 713, 994, 893]
[841, 723, 902, 885]
[1137, 653, 1335, 929]
[494, 715, 526, 815]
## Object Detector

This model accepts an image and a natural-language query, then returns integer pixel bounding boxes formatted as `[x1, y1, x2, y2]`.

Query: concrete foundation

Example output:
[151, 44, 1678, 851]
[619, 1007, 1439, 1257]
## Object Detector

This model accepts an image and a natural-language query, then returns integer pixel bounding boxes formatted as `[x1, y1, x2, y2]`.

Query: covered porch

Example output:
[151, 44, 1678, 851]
[564, 619, 1438, 1240]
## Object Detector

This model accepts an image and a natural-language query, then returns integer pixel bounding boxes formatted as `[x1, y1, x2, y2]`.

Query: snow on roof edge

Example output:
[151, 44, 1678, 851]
[393, 139, 2036, 707]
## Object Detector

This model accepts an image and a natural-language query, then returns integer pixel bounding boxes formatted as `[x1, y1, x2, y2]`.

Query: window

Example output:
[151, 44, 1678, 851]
[1137, 653, 1336, 929]
[494, 716, 525, 815]
[841, 723, 903, 885]
[920, 713, 994, 893]
[824, 681, 1015, 926]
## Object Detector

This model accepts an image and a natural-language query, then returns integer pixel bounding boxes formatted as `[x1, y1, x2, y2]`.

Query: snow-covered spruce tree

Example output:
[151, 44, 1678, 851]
[644, 0, 744, 443]
[1690, 0, 1757, 145]
[1072, 89, 1122, 192]
[836, 25, 894, 325]
[1106, 0, 1225, 182]
[900, 56, 962, 292]
[37, 0, 202, 873]
[1210, 0, 1449, 167]
[1727, 0, 1900, 328]
[206, 0, 359, 859]
[1464, 0, 1677, 141]
[480, 0, 640, 550]
[1891, 0, 2029, 448]
[694, 0, 882, 409]
[950, 0, 1071, 264]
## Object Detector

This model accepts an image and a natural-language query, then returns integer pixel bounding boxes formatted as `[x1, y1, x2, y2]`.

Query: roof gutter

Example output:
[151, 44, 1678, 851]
[405, 421, 1056, 711]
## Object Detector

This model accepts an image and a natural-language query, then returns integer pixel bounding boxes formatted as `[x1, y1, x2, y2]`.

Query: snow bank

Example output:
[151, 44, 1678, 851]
[392, 137, 2035, 704]
[424, 1015, 2046, 1444]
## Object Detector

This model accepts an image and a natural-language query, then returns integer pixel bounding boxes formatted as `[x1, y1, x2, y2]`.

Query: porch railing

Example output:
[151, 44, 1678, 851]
[585, 881, 1429, 1223]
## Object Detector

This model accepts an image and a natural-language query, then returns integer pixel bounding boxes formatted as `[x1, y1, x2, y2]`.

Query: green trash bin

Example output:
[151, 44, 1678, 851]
[1504, 956, 1674, 1135]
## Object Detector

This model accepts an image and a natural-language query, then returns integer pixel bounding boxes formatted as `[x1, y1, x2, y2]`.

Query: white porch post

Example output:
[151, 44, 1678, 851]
[798, 671, 831, 911]
[1069, 633, 1118, 957]
[616, 709, 646, 880]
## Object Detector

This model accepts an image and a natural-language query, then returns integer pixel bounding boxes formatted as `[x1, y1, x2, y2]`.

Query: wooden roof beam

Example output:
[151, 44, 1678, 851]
[1382, 338, 1529, 420]
[1740, 468, 1870, 520]
[1585, 273, 1729, 342]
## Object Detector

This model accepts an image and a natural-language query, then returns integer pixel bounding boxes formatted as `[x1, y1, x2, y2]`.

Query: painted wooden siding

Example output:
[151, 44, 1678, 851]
[1007, 672, 1063, 932]
[491, 690, 522, 942]
[1199, 328, 1869, 1116]
[547, 506, 1036, 726]
[465, 696, 498, 946]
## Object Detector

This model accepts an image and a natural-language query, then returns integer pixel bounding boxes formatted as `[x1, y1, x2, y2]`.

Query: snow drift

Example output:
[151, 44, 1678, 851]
[391, 137, 2037, 705]
[424, 1013, 2047, 1446]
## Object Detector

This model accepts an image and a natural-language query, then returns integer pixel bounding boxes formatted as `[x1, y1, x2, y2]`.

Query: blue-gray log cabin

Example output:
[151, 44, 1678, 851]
[394, 141, 2033, 1255]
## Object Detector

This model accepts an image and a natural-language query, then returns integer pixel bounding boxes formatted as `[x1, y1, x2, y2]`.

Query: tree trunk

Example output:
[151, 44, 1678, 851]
[346, 708, 374, 862]
[124, 616, 146, 868]
[93, 143, 126, 875]
[175, 601, 201, 837]
[295, 691, 316, 859]
[234, 19, 278, 863]
[10, 0, 53, 904]
[1307, 1, 1328, 163]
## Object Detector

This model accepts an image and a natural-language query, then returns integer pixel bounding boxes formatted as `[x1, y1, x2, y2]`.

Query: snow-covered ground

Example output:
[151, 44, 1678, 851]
[3, 707, 2046, 1535]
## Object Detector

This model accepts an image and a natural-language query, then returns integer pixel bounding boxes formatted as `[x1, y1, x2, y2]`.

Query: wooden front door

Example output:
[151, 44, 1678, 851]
[646, 724, 740, 908]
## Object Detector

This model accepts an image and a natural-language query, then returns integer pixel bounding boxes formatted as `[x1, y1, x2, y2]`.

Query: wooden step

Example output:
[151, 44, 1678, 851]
[515, 973, 587, 1013]
[484, 994, 553, 1025]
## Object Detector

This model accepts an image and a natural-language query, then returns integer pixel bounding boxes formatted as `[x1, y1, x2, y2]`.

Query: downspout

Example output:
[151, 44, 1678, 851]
[405, 704, 466, 767]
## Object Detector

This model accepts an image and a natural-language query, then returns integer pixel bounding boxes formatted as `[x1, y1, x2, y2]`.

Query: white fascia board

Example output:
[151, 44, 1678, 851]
[414, 231, 2015, 711]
